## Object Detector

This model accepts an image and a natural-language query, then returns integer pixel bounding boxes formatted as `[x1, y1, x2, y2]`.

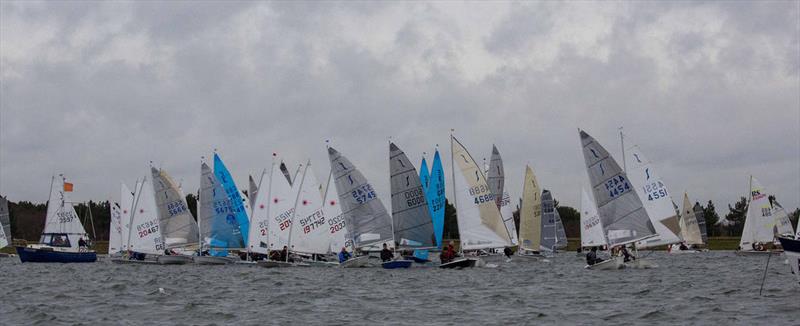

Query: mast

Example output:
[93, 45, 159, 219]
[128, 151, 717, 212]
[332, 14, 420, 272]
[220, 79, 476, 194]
[285, 161, 309, 262]
[449, 131, 459, 253]
[197, 158, 203, 254]
[619, 127, 626, 173]
[265, 153, 276, 260]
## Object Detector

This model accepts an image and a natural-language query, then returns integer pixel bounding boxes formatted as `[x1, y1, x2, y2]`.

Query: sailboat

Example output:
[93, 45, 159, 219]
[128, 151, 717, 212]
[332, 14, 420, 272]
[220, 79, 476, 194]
[111, 176, 164, 264]
[669, 193, 706, 253]
[17, 176, 97, 263]
[255, 156, 307, 268]
[487, 145, 520, 248]
[771, 199, 796, 238]
[445, 136, 513, 268]
[517, 165, 543, 259]
[328, 146, 393, 268]
[386, 142, 436, 269]
[213, 153, 250, 248]
[579, 187, 607, 249]
[194, 161, 245, 265]
[108, 198, 123, 257]
[151, 167, 198, 264]
[0, 196, 12, 257]
[321, 164, 352, 256]
[579, 130, 657, 270]
[540, 190, 567, 254]
[737, 176, 784, 255]
[624, 145, 683, 250]
[283, 161, 336, 267]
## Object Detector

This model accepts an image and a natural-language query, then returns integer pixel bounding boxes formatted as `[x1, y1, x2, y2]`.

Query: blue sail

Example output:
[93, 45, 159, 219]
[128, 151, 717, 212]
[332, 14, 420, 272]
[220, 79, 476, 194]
[414, 157, 432, 260]
[428, 150, 446, 248]
[213, 153, 250, 245]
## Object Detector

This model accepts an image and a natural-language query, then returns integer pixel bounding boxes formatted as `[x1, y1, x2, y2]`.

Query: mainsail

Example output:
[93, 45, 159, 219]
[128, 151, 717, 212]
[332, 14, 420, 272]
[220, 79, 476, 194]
[579, 130, 655, 246]
[248, 174, 259, 210]
[390, 143, 436, 249]
[519, 165, 542, 252]
[43, 176, 89, 250]
[328, 147, 394, 250]
[693, 203, 708, 244]
[739, 176, 777, 250]
[487, 145, 519, 246]
[199, 162, 244, 253]
[286, 162, 331, 255]
[555, 206, 567, 249]
[127, 177, 164, 254]
[580, 187, 606, 247]
[772, 199, 795, 237]
[108, 201, 123, 254]
[248, 168, 271, 254]
[322, 166, 351, 253]
[151, 167, 198, 249]
[450, 136, 512, 250]
[679, 193, 704, 245]
[540, 190, 560, 252]
[0, 196, 10, 248]
[428, 150, 446, 248]
[419, 157, 431, 192]
[625, 145, 682, 248]
[213, 153, 250, 245]
[280, 161, 294, 186]
[119, 182, 135, 251]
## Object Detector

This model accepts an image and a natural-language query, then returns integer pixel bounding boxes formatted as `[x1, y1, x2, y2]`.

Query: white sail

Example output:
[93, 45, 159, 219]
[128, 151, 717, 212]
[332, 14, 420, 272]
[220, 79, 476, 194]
[519, 165, 541, 252]
[248, 168, 270, 254]
[580, 187, 606, 247]
[451, 136, 512, 250]
[322, 167, 351, 253]
[579, 130, 656, 246]
[108, 201, 123, 254]
[263, 159, 299, 252]
[127, 177, 165, 255]
[390, 142, 436, 249]
[625, 145, 682, 248]
[287, 162, 331, 255]
[487, 145, 519, 246]
[42, 176, 88, 250]
[772, 200, 795, 237]
[679, 193, 704, 245]
[0, 196, 10, 248]
[740, 176, 778, 250]
[119, 182, 135, 251]
[328, 147, 394, 250]
[151, 167, 198, 249]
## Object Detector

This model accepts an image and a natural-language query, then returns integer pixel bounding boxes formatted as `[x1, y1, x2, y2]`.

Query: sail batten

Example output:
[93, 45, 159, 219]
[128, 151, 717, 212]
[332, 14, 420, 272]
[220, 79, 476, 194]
[519, 165, 541, 251]
[625, 145, 682, 248]
[487, 145, 519, 246]
[390, 143, 436, 250]
[151, 167, 198, 249]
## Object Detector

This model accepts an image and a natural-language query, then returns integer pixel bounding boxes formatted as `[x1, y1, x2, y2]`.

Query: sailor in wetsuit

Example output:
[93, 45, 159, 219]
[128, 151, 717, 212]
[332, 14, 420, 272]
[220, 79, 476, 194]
[380, 243, 393, 262]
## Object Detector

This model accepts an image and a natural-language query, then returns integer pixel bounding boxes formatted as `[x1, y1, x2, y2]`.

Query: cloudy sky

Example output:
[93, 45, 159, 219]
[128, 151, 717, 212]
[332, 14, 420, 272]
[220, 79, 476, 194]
[1, 1, 798, 213]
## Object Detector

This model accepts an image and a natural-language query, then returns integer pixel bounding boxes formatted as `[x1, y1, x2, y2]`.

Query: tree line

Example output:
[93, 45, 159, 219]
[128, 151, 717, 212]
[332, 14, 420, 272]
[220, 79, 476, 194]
[3, 194, 798, 241]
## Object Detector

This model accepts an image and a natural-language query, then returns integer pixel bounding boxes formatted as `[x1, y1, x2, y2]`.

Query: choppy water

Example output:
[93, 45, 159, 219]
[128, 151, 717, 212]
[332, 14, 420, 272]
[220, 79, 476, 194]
[0, 251, 796, 325]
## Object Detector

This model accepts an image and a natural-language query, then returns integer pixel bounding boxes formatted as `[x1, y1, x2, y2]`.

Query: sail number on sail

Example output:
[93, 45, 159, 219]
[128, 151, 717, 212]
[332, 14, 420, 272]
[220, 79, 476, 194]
[166, 200, 188, 217]
[583, 215, 601, 230]
[604, 175, 631, 199]
[352, 184, 377, 204]
[275, 208, 294, 231]
[469, 184, 494, 205]
[298, 210, 325, 234]
[136, 220, 159, 238]
[328, 215, 346, 234]
[642, 180, 668, 201]
[404, 188, 426, 207]
[257, 220, 269, 236]
[57, 210, 77, 223]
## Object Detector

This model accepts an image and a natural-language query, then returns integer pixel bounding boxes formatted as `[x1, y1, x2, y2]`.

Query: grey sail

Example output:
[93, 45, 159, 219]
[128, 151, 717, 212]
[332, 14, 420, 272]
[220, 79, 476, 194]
[390, 142, 436, 249]
[555, 206, 567, 248]
[151, 167, 199, 249]
[328, 147, 394, 249]
[540, 190, 558, 252]
[487, 145, 504, 206]
[579, 130, 656, 246]
[0, 196, 10, 248]
[248, 174, 259, 206]
[280, 161, 293, 186]
[692, 202, 708, 244]
[200, 162, 244, 250]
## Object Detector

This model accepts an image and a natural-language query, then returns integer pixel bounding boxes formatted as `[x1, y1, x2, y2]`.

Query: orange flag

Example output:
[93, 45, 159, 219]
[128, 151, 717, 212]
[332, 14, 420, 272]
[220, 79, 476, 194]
[63, 182, 74, 192]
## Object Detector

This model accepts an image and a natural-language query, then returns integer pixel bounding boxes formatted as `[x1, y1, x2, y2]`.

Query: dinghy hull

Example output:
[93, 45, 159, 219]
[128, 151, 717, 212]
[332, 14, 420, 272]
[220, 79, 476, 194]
[257, 260, 309, 268]
[157, 255, 193, 265]
[735, 250, 782, 256]
[403, 256, 431, 264]
[777, 237, 800, 284]
[382, 260, 413, 269]
[110, 258, 158, 265]
[16, 246, 97, 263]
[193, 256, 236, 265]
[439, 257, 478, 269]
[339, 255, 370, 268]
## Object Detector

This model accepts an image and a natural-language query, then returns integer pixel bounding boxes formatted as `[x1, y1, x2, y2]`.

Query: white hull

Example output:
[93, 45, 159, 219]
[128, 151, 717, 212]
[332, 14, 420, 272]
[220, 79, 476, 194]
[157, 255, 193, 265]
[193, 256, 236, 265]
[110, 258, 158, 265]
[585, 256, 624, 270]
[305, 260, 339, 267]
[339, 255, 370, 268]
[735, 250, 782, 256]
[257, 260, 310, 268]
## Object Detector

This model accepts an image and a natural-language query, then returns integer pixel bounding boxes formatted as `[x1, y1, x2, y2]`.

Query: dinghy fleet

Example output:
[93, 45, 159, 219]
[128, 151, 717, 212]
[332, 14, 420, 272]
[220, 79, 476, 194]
[4, 130, 799, 282]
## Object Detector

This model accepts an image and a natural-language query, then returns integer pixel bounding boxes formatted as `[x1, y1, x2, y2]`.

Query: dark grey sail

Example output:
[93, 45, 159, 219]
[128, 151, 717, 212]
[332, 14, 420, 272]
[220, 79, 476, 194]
[390, 142, 436, 249]
[328, 147, 393, 250]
